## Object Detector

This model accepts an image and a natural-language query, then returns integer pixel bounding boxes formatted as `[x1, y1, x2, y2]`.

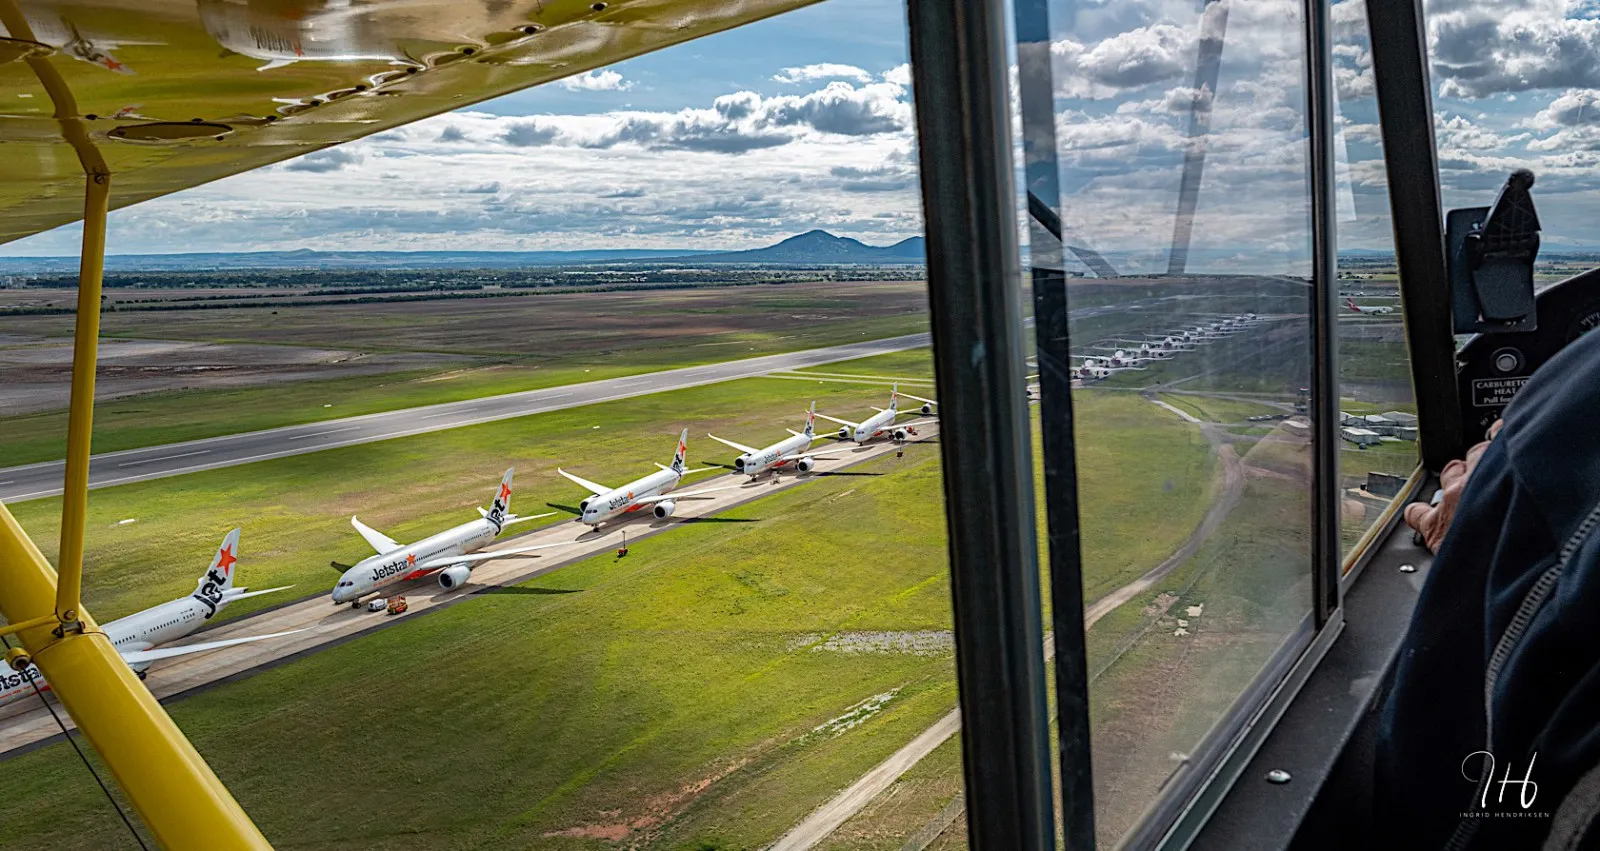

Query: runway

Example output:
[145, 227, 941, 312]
[0, 423, 939, 757]
[0, 332, 931, 503]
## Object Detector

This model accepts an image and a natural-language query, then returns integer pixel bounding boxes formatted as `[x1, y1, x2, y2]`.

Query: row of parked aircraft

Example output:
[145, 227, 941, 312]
[1073, 312, 1267, 381]
[0, 386, 940, 707]
[331, 385, 938, 607]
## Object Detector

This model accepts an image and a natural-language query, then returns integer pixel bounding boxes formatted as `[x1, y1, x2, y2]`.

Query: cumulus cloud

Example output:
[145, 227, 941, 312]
[283, 148, 363, 173]
[1429, 0, 1600, 98]
[774, 63, 873, 84]
[502, 120, 558, 147]
[558, 69, 633, 92]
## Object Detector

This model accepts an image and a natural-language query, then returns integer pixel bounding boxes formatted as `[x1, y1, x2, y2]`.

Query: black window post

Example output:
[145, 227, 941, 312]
[906, 0, 1057, 847]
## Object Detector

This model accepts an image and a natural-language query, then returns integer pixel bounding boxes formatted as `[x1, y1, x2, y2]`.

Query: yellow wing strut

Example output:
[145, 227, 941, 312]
[0, 2, 273, 847]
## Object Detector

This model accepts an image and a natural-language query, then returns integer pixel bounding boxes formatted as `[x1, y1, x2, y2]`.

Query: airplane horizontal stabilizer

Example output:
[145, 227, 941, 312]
[812, 412, 859, 428]
[221, 584, 295, 602]
[119, 628, 308, 665]
[501, 511, 557, 528]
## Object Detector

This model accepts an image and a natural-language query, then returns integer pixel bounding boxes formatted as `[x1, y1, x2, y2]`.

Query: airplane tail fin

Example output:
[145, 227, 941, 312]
[670, 428, 689, 474]
[487, 468, 514, 530]
[1346, 298, 1357, 312]
[889, 383, 899, 412]
[192, 528, 240, 617]
[803, 401, 816, 438]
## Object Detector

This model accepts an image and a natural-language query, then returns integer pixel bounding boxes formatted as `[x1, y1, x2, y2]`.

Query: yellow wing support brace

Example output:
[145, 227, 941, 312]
[0, 2, 273, 847]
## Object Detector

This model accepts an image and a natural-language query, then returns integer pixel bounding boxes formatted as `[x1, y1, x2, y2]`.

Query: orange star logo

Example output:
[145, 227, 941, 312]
[498, 482, 512, 502]
[626, 490, 634, 500]
[215, 545, 237, 574]
[406, 553, 416, 566]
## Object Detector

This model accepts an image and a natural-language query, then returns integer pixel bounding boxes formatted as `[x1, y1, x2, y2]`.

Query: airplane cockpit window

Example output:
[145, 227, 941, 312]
[1331, 0, 1419, 557]
[1015, 0, 1318, 842]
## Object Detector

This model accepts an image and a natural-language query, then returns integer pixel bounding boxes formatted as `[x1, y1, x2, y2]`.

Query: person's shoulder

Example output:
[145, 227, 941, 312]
[1501, 328, 1600, 546]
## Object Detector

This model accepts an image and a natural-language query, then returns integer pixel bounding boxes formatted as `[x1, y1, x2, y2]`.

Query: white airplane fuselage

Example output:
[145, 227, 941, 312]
[332, 518, 499, 604]
[843, 408, 902, 444]
[580, 468, 682, 527]
[736, 432, 814, 477]
[1, 594, 226, 706]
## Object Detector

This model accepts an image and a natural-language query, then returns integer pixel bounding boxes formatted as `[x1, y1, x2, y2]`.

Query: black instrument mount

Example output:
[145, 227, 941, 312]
[1453, 170, 1600, 441]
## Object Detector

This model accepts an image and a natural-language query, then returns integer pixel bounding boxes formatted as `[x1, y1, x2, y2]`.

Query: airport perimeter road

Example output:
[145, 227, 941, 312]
[0, 333, 930, 503]
[0, 426, 938, 756]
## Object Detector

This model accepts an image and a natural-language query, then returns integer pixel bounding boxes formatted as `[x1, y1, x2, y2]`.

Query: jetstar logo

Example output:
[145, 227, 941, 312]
[497, 482, 512, 504]
[0, 666, 43, 693]
[192, 543, 235, 617]
[369, 553, 418, 584]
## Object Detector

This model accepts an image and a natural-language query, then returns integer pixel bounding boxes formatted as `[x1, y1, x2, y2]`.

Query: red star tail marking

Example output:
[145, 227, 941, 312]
[215, 545, 237, 575]
[498, 482, 512, 502]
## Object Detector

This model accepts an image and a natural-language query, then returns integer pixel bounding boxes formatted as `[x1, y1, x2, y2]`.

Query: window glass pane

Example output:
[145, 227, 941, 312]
[1015, 0, 1317, 844]
[0, 3, 968, 848]
[1332, 0, 1418, 556]
[1427, 0, 1597, 294]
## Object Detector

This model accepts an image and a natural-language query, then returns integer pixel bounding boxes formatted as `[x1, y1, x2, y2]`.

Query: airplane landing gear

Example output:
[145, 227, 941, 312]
[137, 670, 147, 681]
[350, 601, 361, 610]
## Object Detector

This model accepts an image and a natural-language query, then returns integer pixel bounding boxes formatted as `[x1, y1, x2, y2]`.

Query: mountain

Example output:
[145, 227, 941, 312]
[0, 231, 925, 274]
[664, 230, 924, 264]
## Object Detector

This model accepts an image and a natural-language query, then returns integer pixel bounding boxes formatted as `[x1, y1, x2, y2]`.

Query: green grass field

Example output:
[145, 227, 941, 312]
[0, 281, 929, 466]
[0, 342, 1221, 850]
[1156, 393, 1281, 425]
[0, 449, 962, 850]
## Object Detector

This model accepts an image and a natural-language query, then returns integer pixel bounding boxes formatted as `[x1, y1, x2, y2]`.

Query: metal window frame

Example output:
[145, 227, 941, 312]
[905, 0, 1057, 848]
[1364, 0, 1464, 471]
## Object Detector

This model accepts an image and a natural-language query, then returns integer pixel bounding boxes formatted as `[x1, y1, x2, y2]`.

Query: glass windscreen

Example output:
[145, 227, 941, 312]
[1332, 0, 1418, 556]
[1015, 0, 1318, 844]
[0, 1, 972, 848]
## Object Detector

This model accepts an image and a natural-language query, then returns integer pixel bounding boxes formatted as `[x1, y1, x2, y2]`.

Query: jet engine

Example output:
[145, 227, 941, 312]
[796, 456, 816, 473]
[578, 497, 591, 511]
[653, 500, 677, 519]
[893, 428, 909, 442]
[732, 455, 748, 472]
[438, 565, 471, 590]
[920, 403, 934, 415]
[839, 426, 851, 439]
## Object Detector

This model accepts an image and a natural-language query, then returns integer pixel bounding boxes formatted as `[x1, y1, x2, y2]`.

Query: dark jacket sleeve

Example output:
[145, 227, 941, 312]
[1377, 327, 1600, 850]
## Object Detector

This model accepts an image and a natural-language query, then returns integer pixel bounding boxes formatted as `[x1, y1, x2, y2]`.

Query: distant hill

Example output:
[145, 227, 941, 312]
[0, 231, 925, 274]
[664, 230, 924, 264]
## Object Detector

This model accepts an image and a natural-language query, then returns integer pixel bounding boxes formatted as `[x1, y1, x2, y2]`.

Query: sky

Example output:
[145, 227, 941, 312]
[8, 0, 1600, 258]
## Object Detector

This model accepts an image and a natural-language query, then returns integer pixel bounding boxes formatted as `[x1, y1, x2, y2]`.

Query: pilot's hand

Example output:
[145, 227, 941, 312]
[1403, 420, 1502, 553]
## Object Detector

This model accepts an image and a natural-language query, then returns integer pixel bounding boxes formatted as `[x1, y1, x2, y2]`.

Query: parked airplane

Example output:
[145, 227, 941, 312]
[814, 385, 935, 444]
[0, 529, 301, 706]
[707, 403, 853, 480]
[330, 469, 561, 607]
[559, 430, 730, 528]
[1346, 298, 1394, 315]
[1075, 359, 1145, 381]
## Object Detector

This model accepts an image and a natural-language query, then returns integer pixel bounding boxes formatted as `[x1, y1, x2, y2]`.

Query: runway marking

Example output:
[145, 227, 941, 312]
[288, 427, 359, 441]
[116, 450, 210, 468]
[419, 410, 464, 420]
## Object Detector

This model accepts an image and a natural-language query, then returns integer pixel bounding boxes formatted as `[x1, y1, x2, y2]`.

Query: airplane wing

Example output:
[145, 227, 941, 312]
[813, 412, 859, 428]
[119, 629, 308, 666]
[898, 418, 937, 430]
[899, 391, 938, 406]
[350, 516, 400, 554]
[557, 468, 612, 496]
[632, 485, 738, 504]
[706, 433, 760, 454]
[776, 447, 855, 462]
[413, 541, 569, 571]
